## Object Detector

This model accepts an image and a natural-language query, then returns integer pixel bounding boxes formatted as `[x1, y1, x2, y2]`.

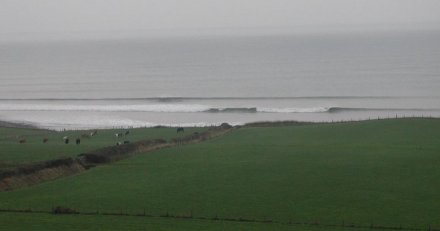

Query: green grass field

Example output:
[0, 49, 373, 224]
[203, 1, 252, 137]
[1, 118, 440, 230]
[0, 212, 359, 231]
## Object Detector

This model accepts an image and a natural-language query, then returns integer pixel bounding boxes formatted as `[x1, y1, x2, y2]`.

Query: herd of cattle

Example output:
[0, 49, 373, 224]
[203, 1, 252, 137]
[15, 127, 185, 145]
[16, 129, 131, 146]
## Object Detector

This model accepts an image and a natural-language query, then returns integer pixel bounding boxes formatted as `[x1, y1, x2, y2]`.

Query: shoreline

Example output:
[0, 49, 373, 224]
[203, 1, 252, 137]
[0, 120, 39, 129]
[1, 116, 439, 131]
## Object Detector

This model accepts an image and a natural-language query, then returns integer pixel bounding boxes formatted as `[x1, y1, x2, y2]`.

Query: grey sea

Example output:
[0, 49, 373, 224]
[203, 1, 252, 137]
[1, 30, 439, 130]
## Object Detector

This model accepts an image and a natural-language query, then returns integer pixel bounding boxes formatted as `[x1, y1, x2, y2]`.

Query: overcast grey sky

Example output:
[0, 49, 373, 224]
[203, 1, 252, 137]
[1, 0, 440, 40]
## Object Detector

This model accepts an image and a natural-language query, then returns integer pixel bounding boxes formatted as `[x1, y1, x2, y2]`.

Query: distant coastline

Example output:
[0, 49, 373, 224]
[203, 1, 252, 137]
[1, 117, 438, 131]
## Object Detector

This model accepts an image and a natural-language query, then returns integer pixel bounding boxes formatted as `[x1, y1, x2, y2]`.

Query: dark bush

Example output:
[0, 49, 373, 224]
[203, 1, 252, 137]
[52, 206, 78, 214]
[220, 123, 233, 129]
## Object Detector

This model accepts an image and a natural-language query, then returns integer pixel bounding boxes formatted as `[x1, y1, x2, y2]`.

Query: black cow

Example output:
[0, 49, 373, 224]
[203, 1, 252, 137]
[76, 138, 81, 145]
[177, 127, 184, 133]
[65, 138, 69, 144]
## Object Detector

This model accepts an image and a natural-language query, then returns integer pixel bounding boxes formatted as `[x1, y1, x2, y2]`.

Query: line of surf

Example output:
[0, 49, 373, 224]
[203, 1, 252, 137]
[1, 104, 439, 113]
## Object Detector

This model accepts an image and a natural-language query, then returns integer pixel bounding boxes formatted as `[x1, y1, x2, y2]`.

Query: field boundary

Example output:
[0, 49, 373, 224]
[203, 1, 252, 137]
[0, 207, 437, 231]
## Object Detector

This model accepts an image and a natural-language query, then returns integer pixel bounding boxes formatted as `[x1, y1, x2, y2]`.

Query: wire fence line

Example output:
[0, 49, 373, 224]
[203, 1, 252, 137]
[0, 207, 438, 231]
[315, 115, 438, 124]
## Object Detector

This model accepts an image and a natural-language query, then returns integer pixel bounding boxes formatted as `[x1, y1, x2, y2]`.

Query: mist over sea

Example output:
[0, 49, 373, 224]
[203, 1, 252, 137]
[1, 31, 439, 129]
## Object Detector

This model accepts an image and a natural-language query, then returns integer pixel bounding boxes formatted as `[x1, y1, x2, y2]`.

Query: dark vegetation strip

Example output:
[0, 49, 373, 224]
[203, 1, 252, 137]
[0, 207, 437, 231]
[242, 119, 370, 128]
[0, 123, 233, 191]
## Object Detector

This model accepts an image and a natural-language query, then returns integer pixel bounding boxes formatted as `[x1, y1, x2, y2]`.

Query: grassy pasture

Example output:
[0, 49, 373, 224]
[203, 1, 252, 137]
[0, 126, 206, 167]
[1, 118, 440, 230]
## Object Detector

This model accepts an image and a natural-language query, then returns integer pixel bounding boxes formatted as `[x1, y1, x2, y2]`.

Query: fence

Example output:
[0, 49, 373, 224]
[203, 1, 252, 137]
[0, 207, 438, 231]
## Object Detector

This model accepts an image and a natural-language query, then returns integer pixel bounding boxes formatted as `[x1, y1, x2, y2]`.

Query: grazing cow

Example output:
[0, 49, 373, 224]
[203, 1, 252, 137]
[116, 142, 122, 146]
[123, 140, 130, 144]
[177, 127, 185, 133]
[19, 139, 26, 144]
[64, 138, 69, 144]
[43, 138, 49, 143]
[125, 130, 130, 135]
[76, 138, 81, 145]
[115, 133, 123, 138]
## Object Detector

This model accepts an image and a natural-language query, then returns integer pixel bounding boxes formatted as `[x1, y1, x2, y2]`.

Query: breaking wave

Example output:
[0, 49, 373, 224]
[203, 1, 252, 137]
[205, 107, 258, 113]
[0, 104, 438, 113]
[0, 104, 330, 113]
[206, 107, 331, 113]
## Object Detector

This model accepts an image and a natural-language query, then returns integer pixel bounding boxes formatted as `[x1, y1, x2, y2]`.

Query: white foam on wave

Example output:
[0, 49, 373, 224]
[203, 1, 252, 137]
[257, 107, 330, 113]
[7, 117, 153, 130]
[0, 104, 211, 113]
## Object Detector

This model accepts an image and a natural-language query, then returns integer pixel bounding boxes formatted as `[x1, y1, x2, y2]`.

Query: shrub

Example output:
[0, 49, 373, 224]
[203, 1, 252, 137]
[52, 206, 78, 214]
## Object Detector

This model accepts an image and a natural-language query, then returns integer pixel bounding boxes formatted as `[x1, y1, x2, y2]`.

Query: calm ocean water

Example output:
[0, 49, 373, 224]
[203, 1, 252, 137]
[1, 31, 439, 129]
